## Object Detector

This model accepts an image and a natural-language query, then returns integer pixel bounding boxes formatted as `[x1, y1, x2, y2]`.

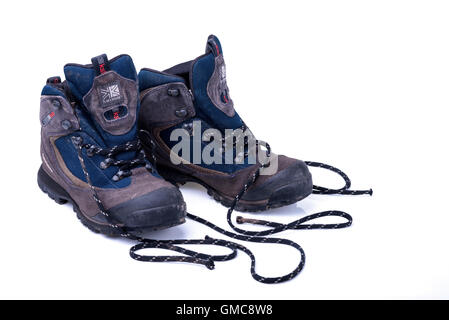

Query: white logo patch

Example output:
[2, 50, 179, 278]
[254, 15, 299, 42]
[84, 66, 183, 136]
[100, 84, 121, 104]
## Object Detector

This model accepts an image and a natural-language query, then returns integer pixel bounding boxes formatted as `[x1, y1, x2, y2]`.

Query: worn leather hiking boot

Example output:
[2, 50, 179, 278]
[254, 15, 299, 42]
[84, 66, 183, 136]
[138, 35, 313, 212]
[38, 54, 186, 235]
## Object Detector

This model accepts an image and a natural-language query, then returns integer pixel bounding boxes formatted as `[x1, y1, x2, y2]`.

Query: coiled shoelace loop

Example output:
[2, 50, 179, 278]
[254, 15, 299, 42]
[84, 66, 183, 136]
[305, 161, 373, 196]
[73, 134, 371, 284]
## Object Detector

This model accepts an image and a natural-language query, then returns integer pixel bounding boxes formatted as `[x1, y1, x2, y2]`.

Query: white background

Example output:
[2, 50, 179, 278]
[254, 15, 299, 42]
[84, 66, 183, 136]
[0, 0, 448, 299]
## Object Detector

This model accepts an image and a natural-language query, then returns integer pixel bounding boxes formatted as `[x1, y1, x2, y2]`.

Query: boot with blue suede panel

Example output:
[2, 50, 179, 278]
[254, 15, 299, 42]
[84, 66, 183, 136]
[138, 36, 313, 212]
[38, 54, 186, 235]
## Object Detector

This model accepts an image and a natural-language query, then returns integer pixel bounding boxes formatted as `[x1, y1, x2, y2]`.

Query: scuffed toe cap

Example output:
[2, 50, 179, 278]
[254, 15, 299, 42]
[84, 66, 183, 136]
[241, 156, 313, 203]
[107, 186, 186, 230]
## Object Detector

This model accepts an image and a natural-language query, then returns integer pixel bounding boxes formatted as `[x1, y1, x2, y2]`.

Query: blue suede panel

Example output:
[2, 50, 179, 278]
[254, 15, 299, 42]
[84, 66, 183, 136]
[51, 56, 157, 188]
[54, 106, 131, 188]
[75, 107, 105, 147]
[52, 99, 140, 189]
[55, 133, 131, 188]
[64, 55, 137, 101]
[160, 118, 252, 174]
[64, 67, 95, 102]
[78, 106, 138, 159]
[100, 124, 139, 150]
[41, 85, 66, 98]
[138, 69, 185, 91]
[110, 55, 137, 83]
[64, 54, 140, 150]
[74, 107, 133, 187]
[192, 53, 243, 131]
[138, 47, 250, 174]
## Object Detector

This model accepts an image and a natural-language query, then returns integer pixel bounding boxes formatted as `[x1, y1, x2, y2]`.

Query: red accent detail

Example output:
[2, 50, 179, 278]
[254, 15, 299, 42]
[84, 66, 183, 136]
[215, 44, 220, 55]
[223, 93, 228, 103]
[99, 64, 106, 74]
[53, 79, 59, 84]
[113, 111, 119, 120]
[49, 111, 55, 118]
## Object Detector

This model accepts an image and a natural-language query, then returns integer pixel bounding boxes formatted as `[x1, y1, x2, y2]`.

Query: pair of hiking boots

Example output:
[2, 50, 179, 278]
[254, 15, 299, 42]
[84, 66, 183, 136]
[39, 35, 371, 283]
[39, 35, 314, 234]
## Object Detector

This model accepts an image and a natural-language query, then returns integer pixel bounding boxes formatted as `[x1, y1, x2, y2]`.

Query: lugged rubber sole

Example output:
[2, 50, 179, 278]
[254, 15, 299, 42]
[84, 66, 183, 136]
[156, 165, 311, 213]
[37, 165, 185, 236]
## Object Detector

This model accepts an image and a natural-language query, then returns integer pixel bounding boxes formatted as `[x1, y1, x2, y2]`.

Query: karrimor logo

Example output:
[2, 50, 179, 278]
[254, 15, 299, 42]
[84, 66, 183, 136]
[169, 120, 278, 175]
[101, 84, 120, 103]
[98, 81, 123, 106]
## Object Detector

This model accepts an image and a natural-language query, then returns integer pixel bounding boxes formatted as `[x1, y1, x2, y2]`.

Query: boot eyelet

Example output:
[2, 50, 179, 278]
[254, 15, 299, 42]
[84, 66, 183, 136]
[167, 88, 180, 97]
[112, 170, 125, 182]
[61, 120, 72, 130]
[175, 108, 188, 118]
[86, 146, 96, 157]
[52, 100, 61, 108]
[100, 158, 112, 169]
[71, 136, 83, 146]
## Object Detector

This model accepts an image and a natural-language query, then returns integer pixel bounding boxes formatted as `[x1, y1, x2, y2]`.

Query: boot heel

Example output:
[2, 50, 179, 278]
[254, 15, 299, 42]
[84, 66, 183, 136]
[37, 165, 70, 205]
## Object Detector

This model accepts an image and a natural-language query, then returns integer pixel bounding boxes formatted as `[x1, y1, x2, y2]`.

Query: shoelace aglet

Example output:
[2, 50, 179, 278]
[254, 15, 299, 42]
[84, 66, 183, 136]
[236, 216, 270, 226]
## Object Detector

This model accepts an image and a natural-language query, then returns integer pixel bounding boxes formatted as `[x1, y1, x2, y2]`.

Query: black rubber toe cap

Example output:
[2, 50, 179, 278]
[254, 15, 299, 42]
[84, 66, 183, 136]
[107, 186, 186, 230]
[242, 160, 313, 203]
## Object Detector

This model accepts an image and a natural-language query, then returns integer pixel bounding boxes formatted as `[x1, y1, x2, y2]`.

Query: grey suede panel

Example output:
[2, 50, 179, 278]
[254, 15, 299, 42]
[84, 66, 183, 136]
[45, 152, 173, 219]
[139, 82, 195, 128]
[195, 155, 304, 198]
[40, 94, 82, 188]
[189, 155, 292, 197]
[83, 71, 138, 135]
[206, 55, 235, 117]
[40, 95, 80, 138]
[153, 148, 301, 198]
[39, 95, 97, 220]
[191, 164, 257, 197]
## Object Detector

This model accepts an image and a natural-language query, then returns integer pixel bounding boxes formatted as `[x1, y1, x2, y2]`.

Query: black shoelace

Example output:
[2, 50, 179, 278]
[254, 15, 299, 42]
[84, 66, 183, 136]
[72, 134, 372, 284]
[71, 137, 155, 181]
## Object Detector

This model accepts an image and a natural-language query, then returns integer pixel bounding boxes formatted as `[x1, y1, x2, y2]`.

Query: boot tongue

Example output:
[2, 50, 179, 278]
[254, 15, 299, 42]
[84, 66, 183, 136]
[64, 54, 139, 147]
[191, 35, 243, 130]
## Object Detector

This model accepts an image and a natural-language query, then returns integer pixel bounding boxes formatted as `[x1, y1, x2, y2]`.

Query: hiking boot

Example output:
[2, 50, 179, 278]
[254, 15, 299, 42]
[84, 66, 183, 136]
[38, 54, 186, 235]
[138, 36, 312, 212]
